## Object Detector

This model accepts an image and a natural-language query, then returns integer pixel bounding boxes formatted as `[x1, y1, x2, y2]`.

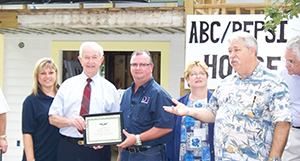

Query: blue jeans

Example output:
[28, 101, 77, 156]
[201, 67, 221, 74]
[121, 145, 166, 161]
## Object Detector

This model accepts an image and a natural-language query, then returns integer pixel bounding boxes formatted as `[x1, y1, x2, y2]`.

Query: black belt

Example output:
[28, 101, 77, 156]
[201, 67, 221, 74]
[292, 126, 300, 129]
[62, 135, 84, 146]
[124, 144, 163, 153]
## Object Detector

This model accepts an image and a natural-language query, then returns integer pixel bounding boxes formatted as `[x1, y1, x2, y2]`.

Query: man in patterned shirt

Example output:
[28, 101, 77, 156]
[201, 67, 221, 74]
[164, 32, 292, 161]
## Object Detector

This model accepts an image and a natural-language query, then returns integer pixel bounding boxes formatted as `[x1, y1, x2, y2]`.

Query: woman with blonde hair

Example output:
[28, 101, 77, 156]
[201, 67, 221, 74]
[22, 58, 60, 161]
[166, 60, 214, 161]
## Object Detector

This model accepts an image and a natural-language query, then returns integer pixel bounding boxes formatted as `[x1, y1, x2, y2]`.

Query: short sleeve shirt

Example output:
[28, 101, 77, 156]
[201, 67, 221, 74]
[207, 63, 292, 160]
[22, 89, 60, 161]
[49, 72, 120, 138]
[0, 88, 9, 114]
[279, 68, 300, 127]
[120, 77, 175, 146]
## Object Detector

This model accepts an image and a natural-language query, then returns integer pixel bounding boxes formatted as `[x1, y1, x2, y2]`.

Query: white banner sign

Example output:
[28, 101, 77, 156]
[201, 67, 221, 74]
[185, 14, 300, 89]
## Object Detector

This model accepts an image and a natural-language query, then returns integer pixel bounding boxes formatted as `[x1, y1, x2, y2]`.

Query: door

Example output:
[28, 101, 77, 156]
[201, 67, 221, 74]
[62, 50, 161, 89]
[105, 51, 161, 89]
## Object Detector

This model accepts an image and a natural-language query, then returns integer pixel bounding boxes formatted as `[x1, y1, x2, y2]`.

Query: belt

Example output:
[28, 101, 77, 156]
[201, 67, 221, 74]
[292, 126, 300, 129]
[62, 135, 84, 145]
[124, 144, 163, 153]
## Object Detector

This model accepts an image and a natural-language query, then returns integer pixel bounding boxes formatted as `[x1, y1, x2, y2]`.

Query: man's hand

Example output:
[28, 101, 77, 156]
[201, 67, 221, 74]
[163, 98, 189, 116]
[116, 129, 136, 148]
[0, 138, 8, 153]
[70, 116, 86, 131]
[93, 145, 104, 150]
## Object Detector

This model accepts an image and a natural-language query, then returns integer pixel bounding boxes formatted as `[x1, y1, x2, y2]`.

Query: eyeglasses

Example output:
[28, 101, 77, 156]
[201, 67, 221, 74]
[282, 57, 299, 66]
[82, 56, 100, 61]
[189, 72, 206, 78]
[130, 63, 152, 68]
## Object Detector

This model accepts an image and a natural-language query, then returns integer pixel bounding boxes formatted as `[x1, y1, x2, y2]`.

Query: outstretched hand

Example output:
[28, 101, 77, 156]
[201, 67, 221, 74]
[163, 98, 189, 116]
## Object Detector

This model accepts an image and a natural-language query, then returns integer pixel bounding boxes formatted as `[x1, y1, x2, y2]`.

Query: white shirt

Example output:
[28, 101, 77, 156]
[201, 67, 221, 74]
[0, 88, 10, 114]
[280, 68, 300, 127]
[49, 72, 120, 138]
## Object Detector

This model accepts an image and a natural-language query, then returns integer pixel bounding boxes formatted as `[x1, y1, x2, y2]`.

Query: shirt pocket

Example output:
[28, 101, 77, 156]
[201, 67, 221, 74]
[132, 103, 153, 126]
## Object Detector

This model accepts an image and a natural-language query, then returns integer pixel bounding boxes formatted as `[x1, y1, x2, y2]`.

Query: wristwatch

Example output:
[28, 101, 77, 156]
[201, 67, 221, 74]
[268, 157, 281, 161]
[135, 134, 142, 146]
[0, 135, 6, 139]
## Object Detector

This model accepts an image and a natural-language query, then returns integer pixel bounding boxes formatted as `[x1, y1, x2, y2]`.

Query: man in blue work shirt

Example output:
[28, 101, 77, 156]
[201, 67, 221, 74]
[117, 50, 174, 161]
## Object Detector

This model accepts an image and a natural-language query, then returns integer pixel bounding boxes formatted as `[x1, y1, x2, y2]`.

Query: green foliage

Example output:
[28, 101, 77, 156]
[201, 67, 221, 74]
[264, 0, 300, 33]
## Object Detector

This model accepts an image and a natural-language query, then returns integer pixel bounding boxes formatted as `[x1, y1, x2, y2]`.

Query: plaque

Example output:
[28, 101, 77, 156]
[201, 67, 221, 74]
[82, 112, 123, 147]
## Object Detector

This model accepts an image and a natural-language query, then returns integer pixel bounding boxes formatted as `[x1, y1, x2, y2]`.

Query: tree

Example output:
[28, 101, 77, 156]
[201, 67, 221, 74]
[264, 0, 300, 33]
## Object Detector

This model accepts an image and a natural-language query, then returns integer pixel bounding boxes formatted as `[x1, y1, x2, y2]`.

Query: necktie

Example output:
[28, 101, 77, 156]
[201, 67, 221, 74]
[78, 78, 92, 134]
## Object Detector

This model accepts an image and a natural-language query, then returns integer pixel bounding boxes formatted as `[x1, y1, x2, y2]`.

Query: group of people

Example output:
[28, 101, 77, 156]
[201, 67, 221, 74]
[21, 42, 174, 161]
[164, 33, 298, 161]
[0, 32, 299, 161]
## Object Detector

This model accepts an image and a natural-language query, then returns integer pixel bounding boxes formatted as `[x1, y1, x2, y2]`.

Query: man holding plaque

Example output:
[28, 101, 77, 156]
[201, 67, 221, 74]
[49, 41, 120, 161]
[117, 50, 175, 161]
[164, 32, 292, 161]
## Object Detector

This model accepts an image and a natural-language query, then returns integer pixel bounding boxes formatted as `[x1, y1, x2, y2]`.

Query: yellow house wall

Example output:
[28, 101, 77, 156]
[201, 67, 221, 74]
[51, 41, 170, 91]
[0, 35, 4, 89]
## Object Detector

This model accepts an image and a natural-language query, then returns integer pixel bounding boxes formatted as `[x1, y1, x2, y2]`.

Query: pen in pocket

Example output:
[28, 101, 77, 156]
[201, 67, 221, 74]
[247, 96, 256, 118]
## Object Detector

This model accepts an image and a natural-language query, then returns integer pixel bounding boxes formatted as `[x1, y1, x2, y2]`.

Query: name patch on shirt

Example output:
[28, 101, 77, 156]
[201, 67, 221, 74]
[141, 96, 150, 104]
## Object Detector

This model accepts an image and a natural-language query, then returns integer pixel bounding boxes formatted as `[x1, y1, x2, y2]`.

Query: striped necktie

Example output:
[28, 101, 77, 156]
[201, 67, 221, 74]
[78, 78, 92, 134]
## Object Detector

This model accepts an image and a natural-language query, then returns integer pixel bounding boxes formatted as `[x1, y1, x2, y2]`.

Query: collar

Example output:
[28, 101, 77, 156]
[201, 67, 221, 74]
[233, 61, 263, 80]
[290, 72, 300, 80]
[37, 88, 53, 99]
[80, 72, 100, 81]
[131, 77, 154, 93]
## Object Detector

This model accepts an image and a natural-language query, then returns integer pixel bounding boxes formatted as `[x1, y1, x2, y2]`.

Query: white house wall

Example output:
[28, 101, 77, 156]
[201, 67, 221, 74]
[2, 33, 184, 160]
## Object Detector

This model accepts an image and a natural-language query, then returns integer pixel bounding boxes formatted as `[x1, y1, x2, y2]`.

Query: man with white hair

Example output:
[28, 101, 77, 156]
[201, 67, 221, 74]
[280, 35, 300, 161]
[49, 41, 120, 161]
[164, 32, 292, 161]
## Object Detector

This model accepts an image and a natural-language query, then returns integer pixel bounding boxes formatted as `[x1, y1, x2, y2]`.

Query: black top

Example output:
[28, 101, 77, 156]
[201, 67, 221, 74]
[22, 89, 60, 161]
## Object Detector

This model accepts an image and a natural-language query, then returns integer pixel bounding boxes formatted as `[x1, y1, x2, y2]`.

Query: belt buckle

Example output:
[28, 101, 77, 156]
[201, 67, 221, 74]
[128, 147, 137, 153]
[78, 140, 84, 145]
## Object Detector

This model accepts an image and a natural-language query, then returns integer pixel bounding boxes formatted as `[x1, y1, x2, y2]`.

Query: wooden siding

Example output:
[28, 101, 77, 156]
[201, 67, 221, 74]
[2, 33, 184, 160]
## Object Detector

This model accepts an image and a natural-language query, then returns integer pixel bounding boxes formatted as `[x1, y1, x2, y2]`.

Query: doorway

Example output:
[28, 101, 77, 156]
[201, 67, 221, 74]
[62, 50, 161, 89]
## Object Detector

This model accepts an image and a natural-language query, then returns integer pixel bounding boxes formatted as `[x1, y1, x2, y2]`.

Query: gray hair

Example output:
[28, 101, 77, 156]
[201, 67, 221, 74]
[286, 35, 300, 61]
[130, 50, 153, 64]
[79, 41, 104, 57]
[228, 32, 258, 56]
